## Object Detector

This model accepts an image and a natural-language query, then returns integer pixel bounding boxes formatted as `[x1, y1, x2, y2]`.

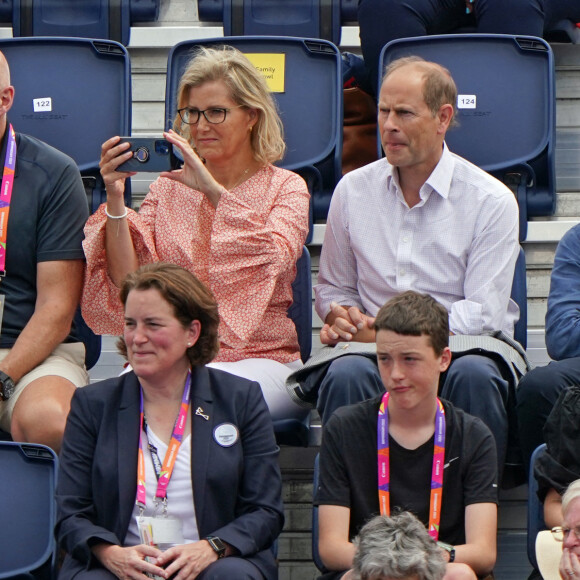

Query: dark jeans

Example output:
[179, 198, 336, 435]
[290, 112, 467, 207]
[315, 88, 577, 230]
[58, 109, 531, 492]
[316, 353, 509, 476]
[357, 0, 580, 94]
[516, 356, 580, 473]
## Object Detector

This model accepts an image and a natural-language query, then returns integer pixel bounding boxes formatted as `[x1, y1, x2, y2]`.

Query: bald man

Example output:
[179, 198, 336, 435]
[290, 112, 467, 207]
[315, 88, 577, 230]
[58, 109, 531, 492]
[305, 57, 524, 479]
[0, 51, 89, 452]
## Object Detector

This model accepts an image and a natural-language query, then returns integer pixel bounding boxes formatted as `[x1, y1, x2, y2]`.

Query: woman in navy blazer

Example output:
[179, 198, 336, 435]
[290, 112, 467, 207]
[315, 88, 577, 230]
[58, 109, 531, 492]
[56, 263, 284, 580]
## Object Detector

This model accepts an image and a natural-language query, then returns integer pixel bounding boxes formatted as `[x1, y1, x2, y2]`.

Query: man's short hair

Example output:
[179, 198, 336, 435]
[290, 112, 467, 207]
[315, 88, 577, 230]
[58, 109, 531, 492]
[374, 291, 449, 356]
[383, 56, 458, 125]
[352, 512, 446, 580]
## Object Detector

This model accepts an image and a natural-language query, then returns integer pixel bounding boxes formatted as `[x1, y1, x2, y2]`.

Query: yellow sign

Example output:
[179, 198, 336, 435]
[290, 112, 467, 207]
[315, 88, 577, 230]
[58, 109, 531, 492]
[244, 53, 286, 93]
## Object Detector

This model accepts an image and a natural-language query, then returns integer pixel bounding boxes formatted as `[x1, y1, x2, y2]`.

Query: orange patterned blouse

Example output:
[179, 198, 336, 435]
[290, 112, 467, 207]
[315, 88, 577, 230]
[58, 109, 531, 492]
[81, 165, 310, 363]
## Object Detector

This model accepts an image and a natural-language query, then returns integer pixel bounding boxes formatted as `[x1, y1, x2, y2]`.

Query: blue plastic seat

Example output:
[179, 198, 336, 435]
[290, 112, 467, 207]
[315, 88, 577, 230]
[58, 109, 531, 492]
[527, 443, 547, 570]
[0, 0, 161, 47]
[164, 35, 343, 224]
[0, 37, 132, 213]
[198, 0, 359, 45]
[288, 247, 312, 365]
[73, 309, 102, 372]
[274, 247, 312, 447]
[379, 34, 556, 242]
[512, 246, 527, 350]
[312, 453, 328, 572]
[0, 442, 58, 580]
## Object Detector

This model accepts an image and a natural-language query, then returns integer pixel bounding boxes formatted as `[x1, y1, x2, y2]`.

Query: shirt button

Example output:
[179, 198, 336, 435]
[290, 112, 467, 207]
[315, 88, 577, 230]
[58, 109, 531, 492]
[402, 236, 409, 243]
[399, 269, 406, 276]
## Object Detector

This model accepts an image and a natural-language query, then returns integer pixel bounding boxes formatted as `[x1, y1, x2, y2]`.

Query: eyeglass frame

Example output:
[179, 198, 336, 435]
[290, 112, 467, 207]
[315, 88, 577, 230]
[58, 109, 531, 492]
[177, 105, 244, 125]
[551, 525, 580, 542]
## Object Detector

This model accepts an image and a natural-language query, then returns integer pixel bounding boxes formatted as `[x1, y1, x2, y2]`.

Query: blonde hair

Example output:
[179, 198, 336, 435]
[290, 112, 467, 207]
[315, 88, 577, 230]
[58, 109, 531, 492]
[172, 45, 286, 164]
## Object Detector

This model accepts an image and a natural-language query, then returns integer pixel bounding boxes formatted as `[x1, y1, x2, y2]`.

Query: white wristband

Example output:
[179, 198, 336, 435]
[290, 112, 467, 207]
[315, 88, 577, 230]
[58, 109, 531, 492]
[105, 206, 128, 220]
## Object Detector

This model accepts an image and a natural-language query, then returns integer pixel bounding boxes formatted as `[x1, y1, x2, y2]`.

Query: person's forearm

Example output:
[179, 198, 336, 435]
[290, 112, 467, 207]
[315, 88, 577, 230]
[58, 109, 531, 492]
[104, 208, 139, 288]
[319, 540, 356, 572]
[452, 544, 495, 576]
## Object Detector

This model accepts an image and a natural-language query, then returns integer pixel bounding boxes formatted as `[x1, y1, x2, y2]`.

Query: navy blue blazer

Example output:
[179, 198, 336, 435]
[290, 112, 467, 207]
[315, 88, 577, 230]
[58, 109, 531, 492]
[55, 365, 284, 579]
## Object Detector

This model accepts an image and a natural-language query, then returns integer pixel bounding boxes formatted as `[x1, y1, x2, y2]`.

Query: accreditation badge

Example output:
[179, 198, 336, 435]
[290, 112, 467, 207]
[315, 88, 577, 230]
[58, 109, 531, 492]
[150, 515, 184, 546]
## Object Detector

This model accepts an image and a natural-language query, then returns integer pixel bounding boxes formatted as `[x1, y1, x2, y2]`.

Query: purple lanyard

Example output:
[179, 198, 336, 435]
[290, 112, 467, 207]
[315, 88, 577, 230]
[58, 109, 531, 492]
[378, 392, 446, 540]
[0, 124, 17, 275]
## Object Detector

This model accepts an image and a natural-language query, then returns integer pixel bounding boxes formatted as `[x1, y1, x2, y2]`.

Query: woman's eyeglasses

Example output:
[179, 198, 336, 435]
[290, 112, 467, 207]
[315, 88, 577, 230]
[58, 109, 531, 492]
[177, 106, 243, 125]
[552, 526, 580, 542]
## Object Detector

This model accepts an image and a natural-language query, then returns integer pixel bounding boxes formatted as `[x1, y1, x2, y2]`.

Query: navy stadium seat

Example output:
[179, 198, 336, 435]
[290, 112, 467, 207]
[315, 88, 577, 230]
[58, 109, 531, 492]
[73, 309, 102, 372]
[527, 443, 547, 570]
[275, 246, 312, 447]
[198, 0, 359, 45]
[164, 35, 343, 224]
[0, 442, 58, 580]
[312, 453, 328, 572]
[379, 34, 556, 241]
[0, 0, 160, 47]
[288, 247, 312, 365]
[512, 246, 527, 350]
[0, 37, 132, 213]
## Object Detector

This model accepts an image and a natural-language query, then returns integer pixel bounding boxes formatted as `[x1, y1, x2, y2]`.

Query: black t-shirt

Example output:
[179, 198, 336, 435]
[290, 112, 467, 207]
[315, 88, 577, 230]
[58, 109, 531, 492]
[314, 396, 498, 546]
[0, 130, 88, 348]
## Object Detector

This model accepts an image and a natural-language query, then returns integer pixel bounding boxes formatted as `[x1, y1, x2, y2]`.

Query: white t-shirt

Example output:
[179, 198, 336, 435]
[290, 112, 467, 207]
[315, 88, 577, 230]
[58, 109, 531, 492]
[125, 427, 199, 547]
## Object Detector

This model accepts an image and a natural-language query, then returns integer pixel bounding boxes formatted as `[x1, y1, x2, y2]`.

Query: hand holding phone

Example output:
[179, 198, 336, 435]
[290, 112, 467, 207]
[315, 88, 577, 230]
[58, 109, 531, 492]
[117, 138, 183, 172]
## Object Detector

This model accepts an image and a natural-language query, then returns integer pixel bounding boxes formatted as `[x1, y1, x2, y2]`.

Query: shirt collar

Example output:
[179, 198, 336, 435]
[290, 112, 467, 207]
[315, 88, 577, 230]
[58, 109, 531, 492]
[385, 142, 455, 205]
[424, 142, 454, 200]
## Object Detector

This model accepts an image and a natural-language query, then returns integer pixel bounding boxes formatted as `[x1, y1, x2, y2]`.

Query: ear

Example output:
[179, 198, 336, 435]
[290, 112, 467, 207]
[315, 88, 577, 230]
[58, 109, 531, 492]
[0, 85, 14, 117]
[187, 320, 202, 348]
[439, 346, 452, 373]
[437, 103, 454, 134]
[246, 107, 258, 128]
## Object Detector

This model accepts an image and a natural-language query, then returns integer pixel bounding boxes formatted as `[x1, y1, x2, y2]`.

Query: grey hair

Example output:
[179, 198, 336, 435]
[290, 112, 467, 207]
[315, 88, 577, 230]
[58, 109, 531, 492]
[562, 480, 580, 515]
[351, 512, 446, 580]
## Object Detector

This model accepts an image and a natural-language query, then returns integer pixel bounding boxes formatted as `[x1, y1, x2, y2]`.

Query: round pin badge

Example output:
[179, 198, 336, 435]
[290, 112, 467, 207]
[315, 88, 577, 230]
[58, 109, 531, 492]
[213, 423, 239, 447]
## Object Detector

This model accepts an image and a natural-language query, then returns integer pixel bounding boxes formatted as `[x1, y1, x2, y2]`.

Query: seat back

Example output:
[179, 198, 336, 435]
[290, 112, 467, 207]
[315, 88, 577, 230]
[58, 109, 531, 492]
[379, 34, 556, 241]
[511, 246, 527, 350]
[0, 442, 58, 580]
[222, 0, 341, 45]
[165, 36, 342, 222]
[10, 0, 131, 45]
[289, 247, 312, 364]
[0, 37, 132, 213]
[273, 246, 312, 447]
[527, 443, 547, 569]
[72, 309, 102, 371]
[198, 0, 360, 44]
[312, 453, 328, 572]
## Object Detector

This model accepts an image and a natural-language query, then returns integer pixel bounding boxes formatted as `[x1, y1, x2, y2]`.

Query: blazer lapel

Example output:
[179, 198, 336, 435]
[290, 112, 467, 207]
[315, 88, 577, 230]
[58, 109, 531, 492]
[189, 365, 214, 535]
[116, 373, 141, 538]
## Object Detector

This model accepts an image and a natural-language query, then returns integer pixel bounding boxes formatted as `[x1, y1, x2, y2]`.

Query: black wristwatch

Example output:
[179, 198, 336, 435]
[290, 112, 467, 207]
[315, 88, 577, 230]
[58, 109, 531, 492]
[0, 370, 15, 401]
[437, 541, 456, 563]
[206, 536, 226, 559]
